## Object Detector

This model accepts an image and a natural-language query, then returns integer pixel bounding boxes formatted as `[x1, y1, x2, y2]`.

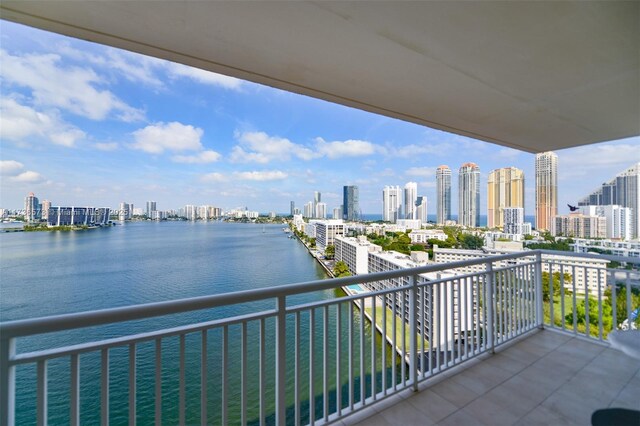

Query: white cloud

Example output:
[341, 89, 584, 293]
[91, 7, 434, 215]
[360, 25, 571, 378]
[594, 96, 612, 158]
[131, 122, 204, 154]
[234, 171, 288, 181]
[0, 161, 46, 183]
[172, 150, 222, 164]
[0, 160, 24, 175]
[200, 172, 228, 183]
[0, 97, 86, 147]
[406, 167, 437, 178]
[315, 137, 378, 159]
[231, 131, 316, 163]
[12, 171, 45, 183]
[0, 49, 144, 122]
[166, 62, 244, 90]
[94, 142, 119, 151]
[559, 143, 640, 170]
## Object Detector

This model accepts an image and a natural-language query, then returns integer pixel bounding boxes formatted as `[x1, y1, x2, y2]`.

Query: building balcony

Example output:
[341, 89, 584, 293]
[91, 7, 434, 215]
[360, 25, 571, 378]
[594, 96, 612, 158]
[1, 250, 638, 425]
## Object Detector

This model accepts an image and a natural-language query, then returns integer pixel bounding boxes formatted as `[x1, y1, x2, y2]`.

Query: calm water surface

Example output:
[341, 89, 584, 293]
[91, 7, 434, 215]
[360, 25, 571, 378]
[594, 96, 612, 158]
[1, 222, 392, 425]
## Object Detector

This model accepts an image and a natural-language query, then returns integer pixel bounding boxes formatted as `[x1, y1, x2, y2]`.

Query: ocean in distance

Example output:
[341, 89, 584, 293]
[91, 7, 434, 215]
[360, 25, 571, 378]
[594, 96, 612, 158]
[0, 221, 393, 425]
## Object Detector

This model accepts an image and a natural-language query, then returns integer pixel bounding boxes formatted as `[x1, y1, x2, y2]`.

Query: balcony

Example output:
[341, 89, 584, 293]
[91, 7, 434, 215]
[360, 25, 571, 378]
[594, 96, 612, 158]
[1, 250, 638, 425]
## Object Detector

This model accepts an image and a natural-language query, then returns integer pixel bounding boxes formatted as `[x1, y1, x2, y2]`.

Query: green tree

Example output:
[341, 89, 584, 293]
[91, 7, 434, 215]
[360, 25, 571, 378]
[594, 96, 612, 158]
[459, 234, 484, 250]
[309, 238, 316, 248]
[325, 244, 335, 259]
[334, 261, 351, 277]
[565, 297, 612, 334]
[409, 244, 424, 251]
[605, 284, 640, 328]
[542, 271, 572, 302]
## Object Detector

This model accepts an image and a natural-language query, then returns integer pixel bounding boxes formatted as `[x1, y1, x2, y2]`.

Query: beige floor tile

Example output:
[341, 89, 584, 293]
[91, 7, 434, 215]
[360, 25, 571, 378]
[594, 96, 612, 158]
[429, 376, 480, 408]
[378, 397, 436, 426]
[406, 389, 458, 423]
[516, 404, 573, 425]
[437, 408, 486, 426]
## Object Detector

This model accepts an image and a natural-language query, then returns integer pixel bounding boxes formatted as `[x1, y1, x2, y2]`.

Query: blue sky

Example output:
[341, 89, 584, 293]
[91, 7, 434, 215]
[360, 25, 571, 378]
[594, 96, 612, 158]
[1, 21, 639, 216]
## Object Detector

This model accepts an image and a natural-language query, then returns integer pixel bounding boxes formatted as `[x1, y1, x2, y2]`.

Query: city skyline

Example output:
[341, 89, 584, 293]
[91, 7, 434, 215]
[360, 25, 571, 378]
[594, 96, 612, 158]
[1, 21, 639, 215]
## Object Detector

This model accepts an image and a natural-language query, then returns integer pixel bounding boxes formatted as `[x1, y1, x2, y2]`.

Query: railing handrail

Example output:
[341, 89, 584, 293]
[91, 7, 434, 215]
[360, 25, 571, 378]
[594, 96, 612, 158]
[1, 249, 637, 339]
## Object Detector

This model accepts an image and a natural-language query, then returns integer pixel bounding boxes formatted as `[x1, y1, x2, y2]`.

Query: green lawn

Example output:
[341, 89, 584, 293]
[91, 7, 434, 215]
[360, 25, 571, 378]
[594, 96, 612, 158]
[364, 306, 429, 352]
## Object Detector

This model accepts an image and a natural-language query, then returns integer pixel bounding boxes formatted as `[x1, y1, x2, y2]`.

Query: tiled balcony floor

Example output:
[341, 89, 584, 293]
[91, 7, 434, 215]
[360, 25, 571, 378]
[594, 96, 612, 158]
[340, 330, 640, 425]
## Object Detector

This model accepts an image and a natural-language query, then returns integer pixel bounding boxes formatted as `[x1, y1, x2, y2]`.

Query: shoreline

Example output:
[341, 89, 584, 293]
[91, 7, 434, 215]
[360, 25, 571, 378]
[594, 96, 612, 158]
[290, 228, 410, 363]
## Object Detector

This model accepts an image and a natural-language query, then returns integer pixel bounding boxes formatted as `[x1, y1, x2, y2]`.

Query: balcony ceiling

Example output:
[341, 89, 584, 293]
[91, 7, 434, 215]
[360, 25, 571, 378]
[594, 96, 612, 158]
[1, 1, 638, 153]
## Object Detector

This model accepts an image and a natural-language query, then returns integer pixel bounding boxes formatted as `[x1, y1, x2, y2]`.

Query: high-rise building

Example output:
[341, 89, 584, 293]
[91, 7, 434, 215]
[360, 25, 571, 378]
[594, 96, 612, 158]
[535, 152, 558, 231]
[458, 163, 480, 227]
[333, 206, 342, 220]
[313, 191, 321, 218]
[503, 207, 525, 235]
[436, 165, 452, 225]
[403, 182, 418, 220]
[416, 196, 427, 224]
[580, 205, 632, 241]
[343, 186, 359, 221]
[184, 205, 197, 221]
[487, 167, 525, 229]
[24, 192, 40, 223]
[552, 213, 606, 239]
[316, 202, 327, 219]
[578, 162, 640, 239]
[146, 201, 157, 218]
[41, 200, 51, 221]
[118, 202, 130, 221]
[382, 185, 402, 223]
[304, 201, 314, 218]
[290, 201, 295, 216]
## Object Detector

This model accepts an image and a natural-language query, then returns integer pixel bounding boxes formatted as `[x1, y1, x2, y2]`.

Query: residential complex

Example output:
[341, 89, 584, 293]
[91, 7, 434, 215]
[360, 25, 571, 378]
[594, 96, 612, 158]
[458, 163, 480, 228]
[487, 167, 525, 229]
[47, 206, 111, 227]
[578, 162, 640, 239]
[552, 213, 606, 239]
[334, 235, 381, 275]
[579, 205, 632, 241]
[382, 185, 402, 223]
[416, 196, 427, 224]
[535, 152, 558, 231]
[24, 192, 40, 223]
[315, 220, 345, 252]
[436, 165, 452, 225]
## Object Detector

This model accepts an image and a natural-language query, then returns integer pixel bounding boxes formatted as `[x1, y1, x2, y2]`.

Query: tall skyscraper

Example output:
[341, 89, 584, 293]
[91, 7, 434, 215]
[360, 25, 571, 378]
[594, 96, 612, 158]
[146, 201, 157, 218]
[436, 165, 452, 225]
[290, 201, 295, 216]
[382, 185, 402, 223]
[578, 162, 639, 239]
[343, 186, 359, 221]
[118, 202, 130, 221]
[24, 192, 40, 223]
[313, 191, 321, 218]
[333, 206, 342, 220]
[487, 167, 525, 229]
[403, 182, 418, 220]
[535, 152, 558, 231]
[316, 202, 327, 219]
[41, 200, 51, 221]
[416, 196, 427, 223]
[304, 201, 314, 218]
[458, 163, 480, 227]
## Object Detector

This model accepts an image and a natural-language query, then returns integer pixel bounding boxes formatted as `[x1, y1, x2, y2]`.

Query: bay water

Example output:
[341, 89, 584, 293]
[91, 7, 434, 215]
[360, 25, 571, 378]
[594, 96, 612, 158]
[1, 222, 395, 425]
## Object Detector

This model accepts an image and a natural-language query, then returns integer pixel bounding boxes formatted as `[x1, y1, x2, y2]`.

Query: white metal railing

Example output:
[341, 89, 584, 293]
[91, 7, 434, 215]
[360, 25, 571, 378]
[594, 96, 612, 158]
[1, 250, 638, 426]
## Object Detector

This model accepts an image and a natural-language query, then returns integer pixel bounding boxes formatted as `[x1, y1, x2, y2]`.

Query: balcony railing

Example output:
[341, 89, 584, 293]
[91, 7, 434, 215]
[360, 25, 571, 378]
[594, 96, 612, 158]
[1, 250, 638, 426]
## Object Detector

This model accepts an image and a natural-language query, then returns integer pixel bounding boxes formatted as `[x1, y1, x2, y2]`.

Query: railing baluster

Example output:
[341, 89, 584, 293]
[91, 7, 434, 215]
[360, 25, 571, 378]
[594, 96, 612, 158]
[486, 262, 495, 353]
[348, 302, 354, 411]
[391, 293, 397, 388]
[436, 283, 441, 371]
[535, 252, 543, 329]
[427, 283, 433, 375]
[381, 295, 387, 392]
[179, 335, 186, 426]
[409, 274, 417, 391]
[560, 264, 566, 330]
[323, 305, 329, 422]
[0, 337, 16, 426]
[101, 348, 109, 426]
[572, 266, 577, 334]
[610, 271, 617, 332]
[155, 339, 162, 426]
[584, 266, 590, 338]
[222, 326, 228, 426]
[371, 296, 377, 399]
[259, 318, 265, 426]
[598, 269, 604, 340]
[201, 331, 207, 426]
[295, 312, 301, 426]
[129, 343, 136, 426]
[401, 289, 406, 383]
[309, 308, 315, 425]
[456, 279, 461, 360]
[37, 359, 47, 426]
[276, 296, 286, 426]
[241, 322, 247, 425]
[336, 303, 342, 417]
[626, 274, 632, 326]
[70, 354, 80, 426]
[443, 280, 448, 366]
[359, 297, 365, 403]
